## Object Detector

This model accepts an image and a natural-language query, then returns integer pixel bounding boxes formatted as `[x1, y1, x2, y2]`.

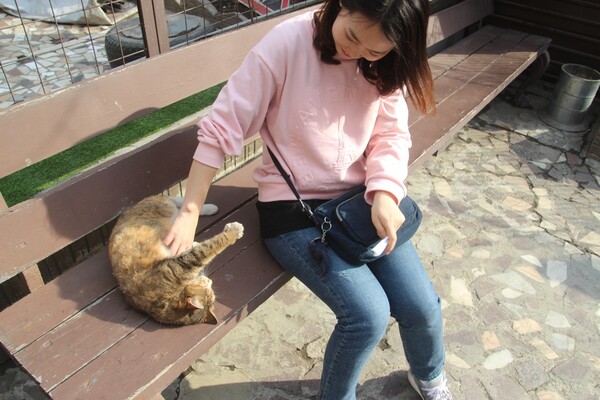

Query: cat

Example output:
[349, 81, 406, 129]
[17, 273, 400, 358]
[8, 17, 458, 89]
[108, 195, 244, 326]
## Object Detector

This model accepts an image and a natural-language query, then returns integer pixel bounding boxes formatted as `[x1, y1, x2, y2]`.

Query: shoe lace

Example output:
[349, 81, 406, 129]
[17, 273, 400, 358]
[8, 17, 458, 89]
[421, 385, 452, 400]
[419, 374, 452, 400]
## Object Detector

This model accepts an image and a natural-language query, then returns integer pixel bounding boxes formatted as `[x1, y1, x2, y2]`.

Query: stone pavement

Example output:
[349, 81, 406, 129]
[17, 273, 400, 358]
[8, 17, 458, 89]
[1, 80, 599, 399]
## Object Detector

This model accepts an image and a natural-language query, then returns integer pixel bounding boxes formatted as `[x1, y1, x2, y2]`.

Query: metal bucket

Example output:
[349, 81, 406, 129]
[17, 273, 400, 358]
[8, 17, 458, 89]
[539, 64, 600, 132]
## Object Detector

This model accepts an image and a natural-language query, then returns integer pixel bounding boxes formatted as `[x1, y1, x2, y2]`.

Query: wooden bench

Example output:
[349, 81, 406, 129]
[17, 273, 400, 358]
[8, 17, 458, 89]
[0, 0, 550, 398]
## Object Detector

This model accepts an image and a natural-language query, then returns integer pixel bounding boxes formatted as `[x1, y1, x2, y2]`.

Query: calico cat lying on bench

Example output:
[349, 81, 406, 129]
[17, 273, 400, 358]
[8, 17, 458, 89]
[108, 195, 244, 325]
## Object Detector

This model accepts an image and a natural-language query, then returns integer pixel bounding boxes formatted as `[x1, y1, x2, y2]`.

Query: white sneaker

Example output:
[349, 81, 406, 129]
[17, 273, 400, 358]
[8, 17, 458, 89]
[407, 370, 452, 400]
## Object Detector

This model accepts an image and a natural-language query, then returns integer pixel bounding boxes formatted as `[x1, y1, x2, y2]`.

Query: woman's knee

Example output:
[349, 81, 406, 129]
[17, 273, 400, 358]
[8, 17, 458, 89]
[340, 300, 391, 340]
[393, 295, 442, 330]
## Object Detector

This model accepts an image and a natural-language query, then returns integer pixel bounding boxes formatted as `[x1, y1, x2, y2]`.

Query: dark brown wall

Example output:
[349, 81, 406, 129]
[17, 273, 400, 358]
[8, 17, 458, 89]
[489, 0, 600, 81]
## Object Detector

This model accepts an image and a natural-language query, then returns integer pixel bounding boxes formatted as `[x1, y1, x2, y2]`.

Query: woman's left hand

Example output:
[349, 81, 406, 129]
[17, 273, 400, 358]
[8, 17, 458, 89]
[371, 191, 406, 254]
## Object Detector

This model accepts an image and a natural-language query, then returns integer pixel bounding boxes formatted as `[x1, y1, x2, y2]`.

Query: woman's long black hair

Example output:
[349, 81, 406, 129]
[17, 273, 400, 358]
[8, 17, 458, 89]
[313, 0, 435, 114]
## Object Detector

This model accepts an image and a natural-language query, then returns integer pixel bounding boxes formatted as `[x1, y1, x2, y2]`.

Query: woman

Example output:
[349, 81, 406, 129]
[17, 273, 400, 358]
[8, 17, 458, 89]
[164, 1, 451, 399]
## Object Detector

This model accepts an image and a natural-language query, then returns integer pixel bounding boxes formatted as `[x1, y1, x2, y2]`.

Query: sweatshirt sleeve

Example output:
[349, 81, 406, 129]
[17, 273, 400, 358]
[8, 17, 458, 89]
[363, 91, 412, 205]
[193, 48, 280, 168]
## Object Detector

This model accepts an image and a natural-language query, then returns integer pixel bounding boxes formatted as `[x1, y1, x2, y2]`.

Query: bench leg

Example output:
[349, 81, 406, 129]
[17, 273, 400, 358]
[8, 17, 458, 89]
[512, 50, 550, 108]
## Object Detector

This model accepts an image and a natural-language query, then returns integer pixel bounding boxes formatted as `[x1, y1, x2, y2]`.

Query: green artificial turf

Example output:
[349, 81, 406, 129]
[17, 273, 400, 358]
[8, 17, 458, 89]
[0, 82, 225, 208]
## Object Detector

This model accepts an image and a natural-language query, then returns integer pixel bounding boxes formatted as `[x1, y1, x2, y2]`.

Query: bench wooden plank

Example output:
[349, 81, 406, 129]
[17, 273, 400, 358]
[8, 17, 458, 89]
[408, 26, 526, 142]
[428, 25, 506, 80]
[431, 30, 528, 110]
[0, 251, 116, 353]
[47, 203, 289, 399]
[0, 128, 196, 283]
[408, 25, 510, 127]
[17, 290, 147, 391]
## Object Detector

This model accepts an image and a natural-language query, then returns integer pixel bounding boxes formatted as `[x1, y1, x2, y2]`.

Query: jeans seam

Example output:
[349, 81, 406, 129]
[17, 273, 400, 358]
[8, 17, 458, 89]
[319, 326, 349, 399]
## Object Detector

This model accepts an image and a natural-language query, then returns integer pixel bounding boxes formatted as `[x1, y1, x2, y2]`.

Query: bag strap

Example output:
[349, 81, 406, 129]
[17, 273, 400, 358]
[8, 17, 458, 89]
[266, 146, 316, 221]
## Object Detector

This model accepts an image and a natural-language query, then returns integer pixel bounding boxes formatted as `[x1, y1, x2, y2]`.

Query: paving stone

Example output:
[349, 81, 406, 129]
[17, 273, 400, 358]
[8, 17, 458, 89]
[536, 391, 565, 400]
[551, 333, 576, 352]
[551, 358, 591, 381]
[544, 311, 571, 329]
[458, 375, 487, 399]
[513, 318, 543, 334]
[483, 349, 514, 370]
[445, 330, 478, 346]
[514, 360, 550, 390]
[480, 374, 530, 400]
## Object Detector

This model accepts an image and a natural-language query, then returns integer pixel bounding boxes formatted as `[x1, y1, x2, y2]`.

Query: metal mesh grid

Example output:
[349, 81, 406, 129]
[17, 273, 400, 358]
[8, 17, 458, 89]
[0, 1, 137, 109]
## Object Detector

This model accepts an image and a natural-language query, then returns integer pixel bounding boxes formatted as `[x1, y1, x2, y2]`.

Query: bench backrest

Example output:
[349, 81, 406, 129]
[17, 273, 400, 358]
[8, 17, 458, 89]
[0, 0, 492, 289]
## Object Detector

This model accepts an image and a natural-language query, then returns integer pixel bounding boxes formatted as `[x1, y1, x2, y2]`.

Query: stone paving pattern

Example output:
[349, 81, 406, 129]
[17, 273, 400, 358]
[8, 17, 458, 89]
[1, 82, 599, 399]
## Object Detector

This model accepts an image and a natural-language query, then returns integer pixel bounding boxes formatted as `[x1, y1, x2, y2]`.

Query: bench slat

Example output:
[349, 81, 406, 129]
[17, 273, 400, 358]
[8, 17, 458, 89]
[0, 128, 196, 283]
[408, 27, 525, 150]
[48, 203, 290, 399]
[428, 25, 506, 80]
[18, 290, 147, 391]
[0, 251, 116, 353]
[408, 25, 508, 127]
[409, 32, 551, 171]
[431, 29, 528, 111]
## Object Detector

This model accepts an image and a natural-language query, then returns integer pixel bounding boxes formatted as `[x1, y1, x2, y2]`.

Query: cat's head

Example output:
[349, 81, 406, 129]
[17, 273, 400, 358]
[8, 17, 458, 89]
[152, 276, 218, 326]
[183, 276, 218, 325]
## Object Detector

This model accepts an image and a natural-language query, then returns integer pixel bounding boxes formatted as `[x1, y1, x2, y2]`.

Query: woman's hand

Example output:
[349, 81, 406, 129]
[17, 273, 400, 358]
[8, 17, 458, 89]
[163, 208, 200, 256]
[163, 160, 218, 256]
[371, 191, 406, 255]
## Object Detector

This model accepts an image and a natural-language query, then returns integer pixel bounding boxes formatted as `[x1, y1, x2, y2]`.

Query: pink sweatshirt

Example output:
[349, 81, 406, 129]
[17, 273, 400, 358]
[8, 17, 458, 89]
[193, 11, 412, 204]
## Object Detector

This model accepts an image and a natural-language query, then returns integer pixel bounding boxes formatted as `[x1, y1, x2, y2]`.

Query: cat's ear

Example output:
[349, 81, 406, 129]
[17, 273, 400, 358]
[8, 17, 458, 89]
[185, 297, 218, 324]
[185, 296, 204, 310]
[203, 309, 218, 325]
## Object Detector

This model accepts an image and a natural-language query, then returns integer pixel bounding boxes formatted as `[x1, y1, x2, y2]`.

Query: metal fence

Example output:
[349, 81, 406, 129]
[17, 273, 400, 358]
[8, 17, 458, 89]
[0, 0, 318, 110]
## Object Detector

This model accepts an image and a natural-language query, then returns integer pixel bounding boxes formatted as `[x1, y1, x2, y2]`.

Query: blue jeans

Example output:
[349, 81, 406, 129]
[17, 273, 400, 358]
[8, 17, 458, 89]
[264, 227, 445, 400]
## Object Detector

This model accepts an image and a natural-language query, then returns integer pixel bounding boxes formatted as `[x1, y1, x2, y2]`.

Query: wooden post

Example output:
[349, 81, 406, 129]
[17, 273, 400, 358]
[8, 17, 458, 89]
[137, 0, 170, 57]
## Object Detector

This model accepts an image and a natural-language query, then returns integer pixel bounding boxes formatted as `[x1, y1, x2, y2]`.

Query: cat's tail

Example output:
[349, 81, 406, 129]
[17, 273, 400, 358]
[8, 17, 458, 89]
[175, 222, 244, 271]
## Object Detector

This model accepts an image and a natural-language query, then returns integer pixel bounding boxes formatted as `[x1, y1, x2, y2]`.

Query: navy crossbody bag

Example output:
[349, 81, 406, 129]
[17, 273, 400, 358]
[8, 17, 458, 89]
[267, 147, 422, 267]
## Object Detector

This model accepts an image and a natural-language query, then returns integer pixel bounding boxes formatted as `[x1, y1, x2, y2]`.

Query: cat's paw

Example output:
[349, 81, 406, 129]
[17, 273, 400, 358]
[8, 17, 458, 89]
[201, 203, 219, 216]
[224, 222, 244, 239]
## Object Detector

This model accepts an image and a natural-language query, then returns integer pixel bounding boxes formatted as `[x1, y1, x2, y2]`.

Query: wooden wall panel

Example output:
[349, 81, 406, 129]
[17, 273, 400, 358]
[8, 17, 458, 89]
[489, 0, 600, 83]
